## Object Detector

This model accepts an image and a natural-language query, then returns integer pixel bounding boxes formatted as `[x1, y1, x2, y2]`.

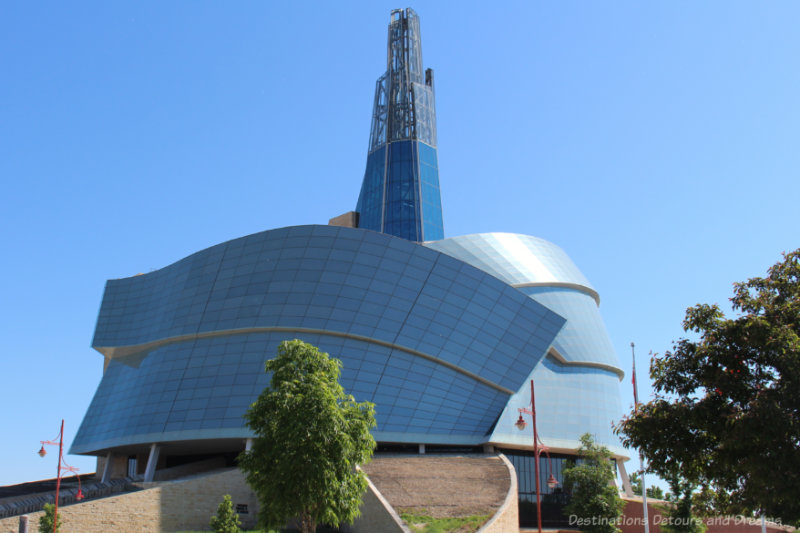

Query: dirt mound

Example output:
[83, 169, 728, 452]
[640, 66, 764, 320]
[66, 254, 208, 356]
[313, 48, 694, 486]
[362, 454, 510, 519]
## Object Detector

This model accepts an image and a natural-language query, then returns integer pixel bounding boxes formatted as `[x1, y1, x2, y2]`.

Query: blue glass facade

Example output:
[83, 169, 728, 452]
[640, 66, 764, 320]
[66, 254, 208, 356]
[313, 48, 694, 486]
[419, 142, 443, 239]
[72, 225, 566, 454]
[72, 15, 627, 523]
[355, 146, 386, 234]
[355, 8, 444, 242]
[356, 141, 443, 242]
[425, 234, 626, 457]
[74, 227, 625, 461]
[73, 333, 514, 453]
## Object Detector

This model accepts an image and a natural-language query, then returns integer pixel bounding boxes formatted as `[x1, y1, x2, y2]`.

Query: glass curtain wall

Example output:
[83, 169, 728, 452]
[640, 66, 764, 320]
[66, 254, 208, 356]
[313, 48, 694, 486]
[501, 449, 573, 529]
[355, 8, 444, 242]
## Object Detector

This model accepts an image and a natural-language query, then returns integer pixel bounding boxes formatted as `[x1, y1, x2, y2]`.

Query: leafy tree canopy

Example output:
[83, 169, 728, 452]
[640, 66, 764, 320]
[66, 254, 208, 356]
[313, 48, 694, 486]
[238, 340, 376, 533]
[659, 475, 706, 533]
[628, 471, 665, 500]
[563, 433, 626, 533]
[615, 250, 800, 522]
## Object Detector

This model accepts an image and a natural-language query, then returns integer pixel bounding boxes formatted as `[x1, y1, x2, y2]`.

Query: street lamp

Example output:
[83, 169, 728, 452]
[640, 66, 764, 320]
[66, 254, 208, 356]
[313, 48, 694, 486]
[38, 419, 83, 533]
[514, 379, 558, 533]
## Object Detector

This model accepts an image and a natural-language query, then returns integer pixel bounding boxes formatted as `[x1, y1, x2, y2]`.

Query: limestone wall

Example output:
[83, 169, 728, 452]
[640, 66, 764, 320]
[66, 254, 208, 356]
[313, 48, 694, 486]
[0, 459, 518, 533]
[477, 454, 519, 533]
[0, 468, 257, 533]
[343, 471, 410, 533]
[152, 456, 228, 482]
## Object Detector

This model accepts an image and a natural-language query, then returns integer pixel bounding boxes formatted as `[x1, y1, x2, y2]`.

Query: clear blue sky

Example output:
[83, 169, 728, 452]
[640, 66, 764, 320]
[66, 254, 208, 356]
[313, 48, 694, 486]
[2, 1, 798, 486]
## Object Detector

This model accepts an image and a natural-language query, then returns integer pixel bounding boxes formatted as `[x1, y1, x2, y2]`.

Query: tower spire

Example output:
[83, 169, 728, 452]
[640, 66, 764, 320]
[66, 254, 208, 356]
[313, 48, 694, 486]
[355, 8, 444, 242]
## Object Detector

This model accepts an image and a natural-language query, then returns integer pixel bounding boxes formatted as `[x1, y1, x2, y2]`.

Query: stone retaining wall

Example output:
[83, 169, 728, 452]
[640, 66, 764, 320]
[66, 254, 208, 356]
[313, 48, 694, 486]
[1, 456, 520, 533]
[477, 454, 519, 533]
[342, 472, 411, 533]
[0, 468, 257, 533]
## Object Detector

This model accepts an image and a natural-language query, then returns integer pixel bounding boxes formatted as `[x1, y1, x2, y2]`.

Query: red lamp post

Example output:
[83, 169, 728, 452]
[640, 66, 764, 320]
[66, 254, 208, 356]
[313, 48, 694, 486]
[515, 379, 558, 533]
[38, 419, 83, 533]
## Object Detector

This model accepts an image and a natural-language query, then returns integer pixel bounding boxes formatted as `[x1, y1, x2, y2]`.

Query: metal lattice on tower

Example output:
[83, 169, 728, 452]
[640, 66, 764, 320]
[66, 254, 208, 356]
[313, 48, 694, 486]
[356, 8, 443, 242]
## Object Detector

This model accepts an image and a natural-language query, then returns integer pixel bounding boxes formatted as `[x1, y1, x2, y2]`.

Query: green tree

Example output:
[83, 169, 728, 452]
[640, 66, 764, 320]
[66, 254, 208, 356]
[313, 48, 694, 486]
[238, 340, 376, 533]
[615, 249, 800, 521]
[563, 433, 626, 533]
[38, 503, 61, 533]
[659, 476, 706, 533]
[649, 485, 664, 500]
[210, 494, 241, 533]
[628, 471, 665, 499]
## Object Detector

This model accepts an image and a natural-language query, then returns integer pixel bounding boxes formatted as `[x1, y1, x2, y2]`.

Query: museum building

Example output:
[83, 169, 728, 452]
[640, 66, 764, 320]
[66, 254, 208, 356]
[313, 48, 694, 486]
[72, 8, 627, 528]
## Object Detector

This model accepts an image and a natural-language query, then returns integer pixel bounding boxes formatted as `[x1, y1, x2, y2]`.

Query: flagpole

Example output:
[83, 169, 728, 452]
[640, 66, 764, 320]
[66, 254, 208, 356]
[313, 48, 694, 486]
[632, 342, 650, 533]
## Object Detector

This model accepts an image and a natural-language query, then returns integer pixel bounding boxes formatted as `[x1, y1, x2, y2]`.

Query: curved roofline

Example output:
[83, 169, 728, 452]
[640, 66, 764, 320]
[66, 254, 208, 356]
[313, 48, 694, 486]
[424, 232, 600, 303]
[490, 440, 630, 462]
[512, 281, 600, 305]
[427, 232, 569, 252]
[430, 231, 551, 241]
[95, 326, 516, 395]
[547, 347, 624, 381]
[106, 224, 366, 281]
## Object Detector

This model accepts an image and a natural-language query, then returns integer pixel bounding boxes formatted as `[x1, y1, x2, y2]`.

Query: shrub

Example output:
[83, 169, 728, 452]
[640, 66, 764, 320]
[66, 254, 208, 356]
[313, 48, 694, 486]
[210, 494, 242, 533]
[38, 503, 61, 533]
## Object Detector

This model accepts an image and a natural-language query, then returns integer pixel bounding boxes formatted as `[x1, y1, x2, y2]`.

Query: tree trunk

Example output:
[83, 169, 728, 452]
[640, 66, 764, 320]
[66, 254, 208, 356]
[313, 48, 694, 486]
[299, 512, 316, 533]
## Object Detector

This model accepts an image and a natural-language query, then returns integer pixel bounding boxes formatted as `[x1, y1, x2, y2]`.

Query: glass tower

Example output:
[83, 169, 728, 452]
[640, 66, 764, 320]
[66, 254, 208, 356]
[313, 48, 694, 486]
[355, 8, 444, 242]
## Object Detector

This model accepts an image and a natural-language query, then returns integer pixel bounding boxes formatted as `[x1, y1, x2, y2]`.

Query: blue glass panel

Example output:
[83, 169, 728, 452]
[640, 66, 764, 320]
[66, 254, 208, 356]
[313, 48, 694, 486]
[76, 226, 574, 455]
[355, 147, 387, 233]
[354, 138, 443, 242]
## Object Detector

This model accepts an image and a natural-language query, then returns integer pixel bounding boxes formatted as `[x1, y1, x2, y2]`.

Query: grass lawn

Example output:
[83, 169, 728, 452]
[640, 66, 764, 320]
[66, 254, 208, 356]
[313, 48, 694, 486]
[172, 528, 340, 533]
[176, 526, 338, 533]
[400, 511, 491, 533]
